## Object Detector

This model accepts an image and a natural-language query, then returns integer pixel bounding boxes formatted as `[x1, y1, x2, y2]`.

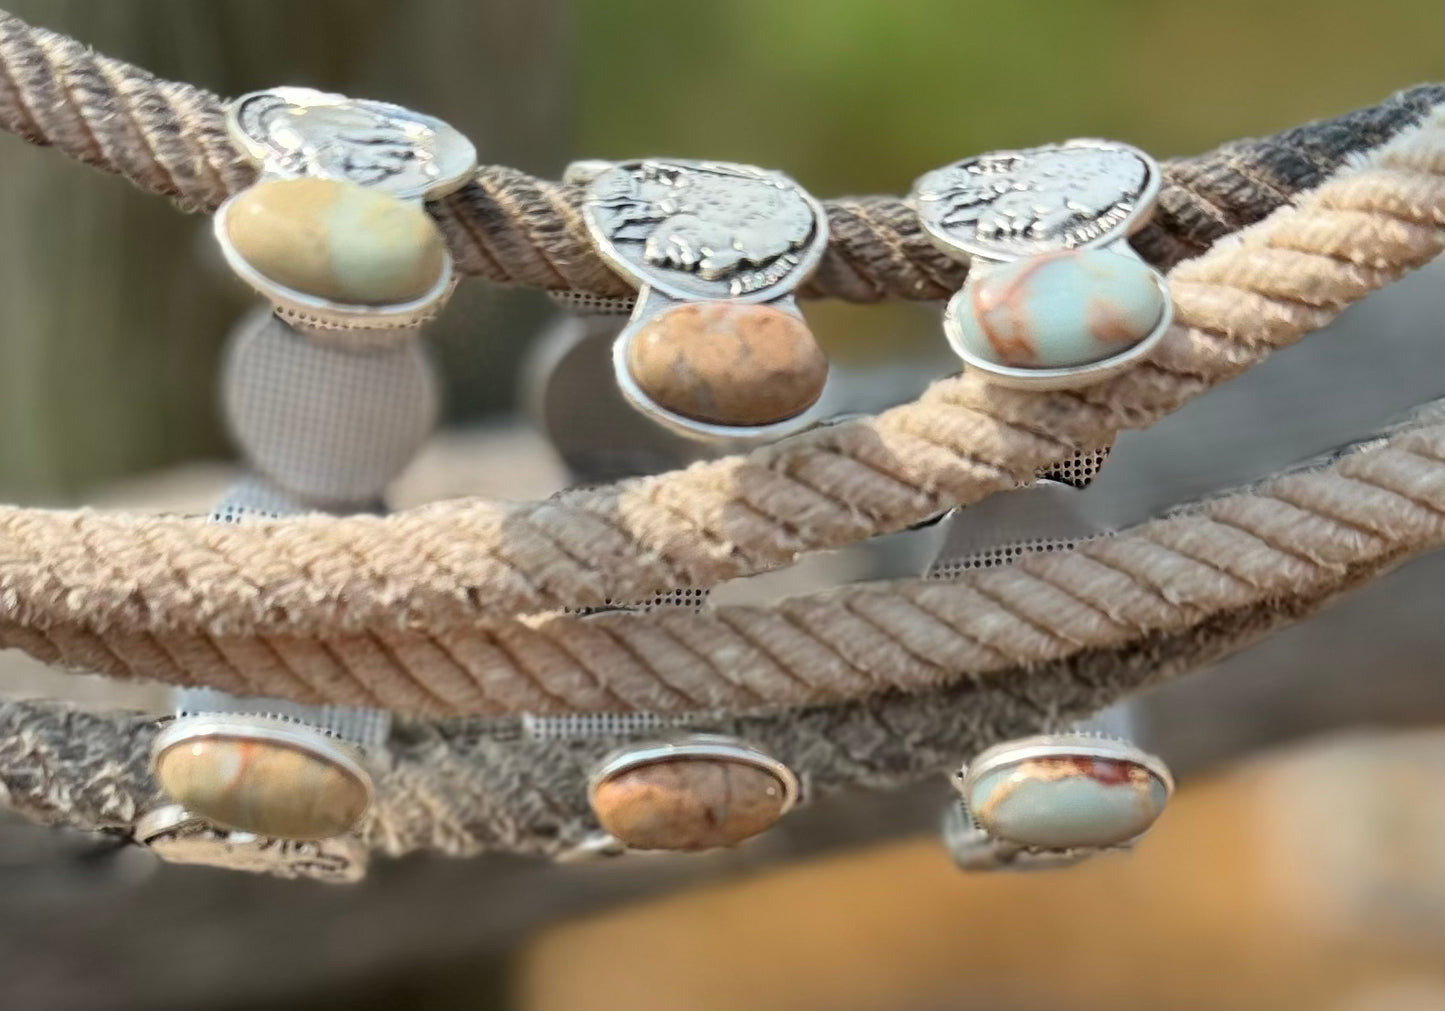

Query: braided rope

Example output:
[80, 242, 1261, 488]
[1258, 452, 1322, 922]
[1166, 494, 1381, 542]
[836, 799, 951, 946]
[1, 412, 1437, 855]
[2, 400, 1439, 720]
[0, 9, 1437, 300]
[0, 106, 1438, 685]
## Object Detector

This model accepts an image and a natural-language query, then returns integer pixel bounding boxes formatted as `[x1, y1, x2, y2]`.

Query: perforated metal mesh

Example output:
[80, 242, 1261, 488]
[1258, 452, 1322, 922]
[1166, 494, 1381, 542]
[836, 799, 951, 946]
[548, 290, 638, 316]
[567, 587, 711, 617]
[210, 474, 319, 523]
[182, 309, 421, 745]
[222, 310, 437, 505]
[1037, 446, 1112, 489]
[521, 711, 695, 741]
[926, 533, 1105, 580]
[174, 687, 392, 748]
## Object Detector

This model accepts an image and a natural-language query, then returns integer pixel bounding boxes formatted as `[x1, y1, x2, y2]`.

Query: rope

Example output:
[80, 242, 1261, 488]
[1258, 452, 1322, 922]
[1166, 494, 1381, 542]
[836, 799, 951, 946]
[0, 106, 1437, 687]
[0, 11, 1438, 860]
[0, 9, 1437, 299]
[2, 398, 1439, 720]
[1, 409, 1437, 855]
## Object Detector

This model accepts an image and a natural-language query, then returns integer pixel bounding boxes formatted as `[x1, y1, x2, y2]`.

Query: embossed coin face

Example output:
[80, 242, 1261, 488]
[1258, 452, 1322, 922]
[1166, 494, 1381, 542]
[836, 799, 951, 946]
[911, 140, 1160, 262]
[229, 86, 477, 200]
[582, 159, 828, 302]
[136, 805, 367, 883]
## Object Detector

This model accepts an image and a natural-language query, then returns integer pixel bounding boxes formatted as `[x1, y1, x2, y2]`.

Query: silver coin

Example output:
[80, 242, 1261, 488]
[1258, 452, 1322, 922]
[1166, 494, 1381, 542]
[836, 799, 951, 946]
[582, 159, 828, 302]
[228, 86, 477, 200]
[911, 139, 1160, 262]
[135, 806, 368, 883]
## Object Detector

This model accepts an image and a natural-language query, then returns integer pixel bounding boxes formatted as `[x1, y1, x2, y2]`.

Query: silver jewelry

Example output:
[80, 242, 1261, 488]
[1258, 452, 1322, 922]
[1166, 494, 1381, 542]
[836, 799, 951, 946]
[215, 86, 476, 335]
[910, 140, 1172, 389]
[151, 706, 380, 843]
[586, 734, 800, 852]
[580, 159, 830, 440]
[946, 733, 1173, 870]
[134, 805, 368, 883]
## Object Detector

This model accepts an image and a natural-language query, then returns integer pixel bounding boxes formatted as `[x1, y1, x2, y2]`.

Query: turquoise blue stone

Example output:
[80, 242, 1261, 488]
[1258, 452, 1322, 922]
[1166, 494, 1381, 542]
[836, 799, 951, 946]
[956, 249, 1165, 369]
[968, 757, 1168, 849]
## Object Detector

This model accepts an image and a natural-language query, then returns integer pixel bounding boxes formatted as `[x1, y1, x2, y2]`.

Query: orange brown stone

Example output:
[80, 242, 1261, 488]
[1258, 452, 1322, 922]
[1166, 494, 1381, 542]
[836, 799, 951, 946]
[626, 302, 827, 426]
[590, 757, 789, 850]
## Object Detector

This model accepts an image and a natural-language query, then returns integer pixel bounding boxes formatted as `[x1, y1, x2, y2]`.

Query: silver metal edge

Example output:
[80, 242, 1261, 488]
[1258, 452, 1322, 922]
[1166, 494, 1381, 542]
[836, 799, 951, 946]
[151, 714, 375, 815]
[958, 733, 1174, 799]
[213, 197, 456, 331]
[133, 803, 207, 844]
[587, 734, 801, 815]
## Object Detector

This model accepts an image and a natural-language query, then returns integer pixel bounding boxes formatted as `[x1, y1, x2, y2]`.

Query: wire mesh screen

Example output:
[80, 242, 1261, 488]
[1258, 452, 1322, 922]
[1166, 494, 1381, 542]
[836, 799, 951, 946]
[1037, 446, 1112, 489]
[548, 290, 638, 316]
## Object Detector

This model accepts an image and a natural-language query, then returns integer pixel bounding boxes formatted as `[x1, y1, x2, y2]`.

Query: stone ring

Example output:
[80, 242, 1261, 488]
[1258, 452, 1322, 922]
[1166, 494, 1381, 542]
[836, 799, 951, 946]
[910, 140, 1173, 389]
[578, 158, 831, 441]
[149, 690, 390, 847]
[946, 733, 1174, 870]
[214, 87, 477, 336]
[587, 734, 801, 852]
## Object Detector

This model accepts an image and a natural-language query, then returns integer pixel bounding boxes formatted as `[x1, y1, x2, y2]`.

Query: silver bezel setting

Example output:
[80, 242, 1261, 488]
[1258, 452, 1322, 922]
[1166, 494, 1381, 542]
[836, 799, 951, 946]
[945, 733, 1172, 866]
[212, 198, 456, 332]
[609, 292, 830, 443]
[587, 733, 801, 815]
[940, 252, 1173, 391]
[959, 732, 1174, 801]
[150, 713, 375, 825]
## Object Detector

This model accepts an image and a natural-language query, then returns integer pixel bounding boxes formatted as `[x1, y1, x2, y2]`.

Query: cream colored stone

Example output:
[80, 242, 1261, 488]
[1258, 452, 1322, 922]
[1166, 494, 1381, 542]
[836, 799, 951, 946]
[224, 177, 445, 305]
[154, 736, 371, 840]
[626, 302, 827, 426]
[591, 757, 789, 850]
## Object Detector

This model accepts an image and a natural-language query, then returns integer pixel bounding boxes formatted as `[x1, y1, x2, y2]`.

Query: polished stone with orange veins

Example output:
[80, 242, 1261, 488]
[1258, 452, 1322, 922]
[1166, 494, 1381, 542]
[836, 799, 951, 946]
[957, 248, 1166, 369]
[591, 757, 790, 850]
[626, 302, 827, 426]
[154, 736, 371, 841]
[967, 754, 1169, 849]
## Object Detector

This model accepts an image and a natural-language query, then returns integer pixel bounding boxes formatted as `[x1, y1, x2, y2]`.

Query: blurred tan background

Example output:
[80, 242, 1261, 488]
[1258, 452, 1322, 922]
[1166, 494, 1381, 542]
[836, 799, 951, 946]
[0, 2, 1440, 1009]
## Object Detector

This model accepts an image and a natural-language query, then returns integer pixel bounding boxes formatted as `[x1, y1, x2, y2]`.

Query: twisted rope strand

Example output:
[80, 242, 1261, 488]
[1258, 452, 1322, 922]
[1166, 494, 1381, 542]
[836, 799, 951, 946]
[3, 404, 1439, 716]
[0, 106, 1438, 663]
[0, 9, 1437, 296]
[0, 414, 1436, 854]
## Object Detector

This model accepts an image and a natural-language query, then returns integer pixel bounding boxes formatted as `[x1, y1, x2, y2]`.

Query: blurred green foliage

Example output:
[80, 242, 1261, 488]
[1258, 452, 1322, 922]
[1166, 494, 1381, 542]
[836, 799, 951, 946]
[579, 0, 1440, 191]
[577, 0, 1440, 362]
